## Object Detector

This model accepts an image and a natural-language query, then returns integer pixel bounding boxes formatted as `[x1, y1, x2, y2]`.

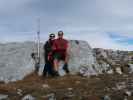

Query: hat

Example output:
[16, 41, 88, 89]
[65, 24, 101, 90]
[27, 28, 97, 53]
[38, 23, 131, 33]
[58, 31, 63, 35]
[49, 33, 55, 38]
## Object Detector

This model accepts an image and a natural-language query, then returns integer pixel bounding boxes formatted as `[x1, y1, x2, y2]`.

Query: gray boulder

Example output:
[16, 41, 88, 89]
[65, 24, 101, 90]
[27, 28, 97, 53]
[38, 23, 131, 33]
[68, 40, 115, 76]
[68, 40, 99, 74]
[0, 42, 36, 83]
[0, 40, 126, 82]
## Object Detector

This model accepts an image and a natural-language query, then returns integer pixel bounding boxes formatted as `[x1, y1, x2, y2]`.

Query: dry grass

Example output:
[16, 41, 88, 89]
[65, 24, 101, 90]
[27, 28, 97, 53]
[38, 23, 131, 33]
[0, 73, 133, 100]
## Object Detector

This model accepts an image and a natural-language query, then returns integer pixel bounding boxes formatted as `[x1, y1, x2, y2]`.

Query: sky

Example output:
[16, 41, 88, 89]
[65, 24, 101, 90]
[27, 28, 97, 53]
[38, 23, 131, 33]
[0, 0, 133, 51]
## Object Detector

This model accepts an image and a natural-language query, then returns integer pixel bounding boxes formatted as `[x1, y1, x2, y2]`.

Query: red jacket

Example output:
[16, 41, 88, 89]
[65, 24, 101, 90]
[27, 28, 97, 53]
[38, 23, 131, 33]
[52, 38, 68, 55]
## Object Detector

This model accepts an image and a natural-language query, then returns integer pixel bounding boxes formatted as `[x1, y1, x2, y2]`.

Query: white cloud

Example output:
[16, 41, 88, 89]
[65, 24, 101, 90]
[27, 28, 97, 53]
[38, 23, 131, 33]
[0, 0, 132, 51]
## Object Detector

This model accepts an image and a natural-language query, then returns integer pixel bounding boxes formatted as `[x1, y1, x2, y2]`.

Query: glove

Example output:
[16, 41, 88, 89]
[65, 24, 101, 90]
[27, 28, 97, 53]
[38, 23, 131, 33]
[48, 52, 52, 61]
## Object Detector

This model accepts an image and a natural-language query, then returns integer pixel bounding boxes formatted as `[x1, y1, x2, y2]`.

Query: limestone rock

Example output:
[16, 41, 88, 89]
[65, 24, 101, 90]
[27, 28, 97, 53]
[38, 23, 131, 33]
[0, 40, 132, 82]
[0, 42, 35, 82]
[22, 94, 35, 100]
[0, 94, 8, 100]
[68, 40, 99, 74]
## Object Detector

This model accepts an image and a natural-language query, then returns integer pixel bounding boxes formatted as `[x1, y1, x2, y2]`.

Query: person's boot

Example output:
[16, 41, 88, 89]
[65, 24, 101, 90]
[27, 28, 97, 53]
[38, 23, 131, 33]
[63, 63, 69, 74]
[53, 71, 60, 77]
[43, 70, 47, 77]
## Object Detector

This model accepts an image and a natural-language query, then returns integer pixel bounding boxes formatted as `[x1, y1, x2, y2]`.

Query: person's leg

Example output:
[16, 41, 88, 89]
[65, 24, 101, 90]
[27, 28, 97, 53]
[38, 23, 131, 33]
[64, 53, 69, 64]
[53, 59, 59, 71]
[63, 55, 70, 73]
[54, 53, 61, 69]
[53, 53, 63, 76]
[53, 57, 62, 76]
[63, 63, 69, 74]
[47, 61, 54, 76]
[54, 59, 59, 76]
[43, 63, 48, 77]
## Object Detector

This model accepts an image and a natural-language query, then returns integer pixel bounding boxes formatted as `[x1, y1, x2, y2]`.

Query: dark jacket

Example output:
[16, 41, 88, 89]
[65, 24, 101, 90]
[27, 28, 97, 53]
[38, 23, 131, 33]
[43, 39, 55, 76]
[44, 40, 54, 62]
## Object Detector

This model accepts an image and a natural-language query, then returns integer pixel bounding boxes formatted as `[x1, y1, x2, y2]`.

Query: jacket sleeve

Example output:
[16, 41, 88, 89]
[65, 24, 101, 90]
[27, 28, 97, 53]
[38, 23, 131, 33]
[65, 40, 68, 49]
[52, 40, 57, 51]
[44, 41, 52, 53]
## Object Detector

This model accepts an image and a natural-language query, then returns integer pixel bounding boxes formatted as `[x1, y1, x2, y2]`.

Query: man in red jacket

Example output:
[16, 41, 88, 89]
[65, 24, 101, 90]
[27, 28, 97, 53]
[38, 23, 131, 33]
[52, 31, 69, 76]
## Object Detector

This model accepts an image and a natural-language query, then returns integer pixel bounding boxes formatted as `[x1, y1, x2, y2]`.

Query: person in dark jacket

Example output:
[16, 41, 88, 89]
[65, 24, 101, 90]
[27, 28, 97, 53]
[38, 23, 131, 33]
[43, 33, 55, 77]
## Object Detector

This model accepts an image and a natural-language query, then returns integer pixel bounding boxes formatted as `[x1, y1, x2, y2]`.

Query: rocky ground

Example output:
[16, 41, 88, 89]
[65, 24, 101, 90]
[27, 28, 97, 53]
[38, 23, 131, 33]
[0, 41, 132, 100]
[0, 73, 133, 100]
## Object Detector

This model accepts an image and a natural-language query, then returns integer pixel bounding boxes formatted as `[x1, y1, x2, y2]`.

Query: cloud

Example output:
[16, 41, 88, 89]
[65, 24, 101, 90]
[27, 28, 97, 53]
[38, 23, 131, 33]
[0, 0, 132, 51]
[62, 27, 133, 51]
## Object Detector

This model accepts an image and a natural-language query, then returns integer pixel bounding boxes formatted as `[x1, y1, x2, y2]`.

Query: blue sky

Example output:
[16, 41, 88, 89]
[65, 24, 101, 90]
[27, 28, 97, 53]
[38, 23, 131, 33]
[0, 0, 133, 51]
[109, 33, 133, 45]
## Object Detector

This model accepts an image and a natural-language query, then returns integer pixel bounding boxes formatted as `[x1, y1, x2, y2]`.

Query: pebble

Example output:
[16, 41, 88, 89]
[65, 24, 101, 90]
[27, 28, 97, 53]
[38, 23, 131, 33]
[103, 95, 111, 100]
[42, 84, 50, 89]
[17, 89, 23, 96]
[22, 94, 35, 100]
[47, 93, 56, 100]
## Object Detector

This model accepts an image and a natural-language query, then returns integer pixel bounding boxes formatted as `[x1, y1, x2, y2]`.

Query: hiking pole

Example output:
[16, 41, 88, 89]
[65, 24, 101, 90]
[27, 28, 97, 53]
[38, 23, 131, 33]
[35, 18, 41, 73]
[37, 18, 40, 63]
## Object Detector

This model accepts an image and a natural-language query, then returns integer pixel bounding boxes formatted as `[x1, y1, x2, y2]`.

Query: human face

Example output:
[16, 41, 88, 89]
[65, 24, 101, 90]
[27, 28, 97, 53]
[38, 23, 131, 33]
[58, 32, 63, 39]
[50, 35, 55, 40]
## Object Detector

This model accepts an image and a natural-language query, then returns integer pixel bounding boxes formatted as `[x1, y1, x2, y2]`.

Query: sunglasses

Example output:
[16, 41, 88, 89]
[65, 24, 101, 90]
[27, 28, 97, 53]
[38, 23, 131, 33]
[50, 35, 55, 38]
